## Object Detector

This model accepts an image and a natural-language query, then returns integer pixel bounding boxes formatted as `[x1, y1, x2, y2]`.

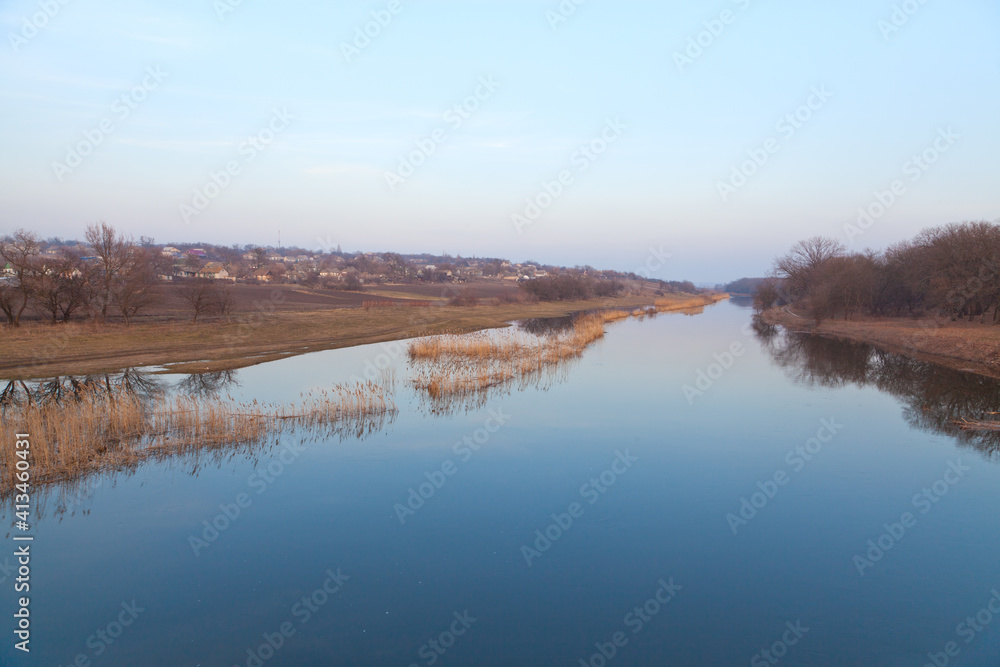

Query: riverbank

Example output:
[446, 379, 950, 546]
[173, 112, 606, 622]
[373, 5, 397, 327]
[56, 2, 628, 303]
[762, 307, 1000, 378]
[1, 293, 728, 379]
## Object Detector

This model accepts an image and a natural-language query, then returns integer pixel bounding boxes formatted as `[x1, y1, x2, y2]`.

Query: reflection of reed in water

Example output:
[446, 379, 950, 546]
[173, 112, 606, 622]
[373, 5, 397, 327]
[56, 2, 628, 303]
[408, 313, 613, 414]
[0, 370, 396, 494]
[758, 327, 1000, 458]
[1, 407, 396, 523]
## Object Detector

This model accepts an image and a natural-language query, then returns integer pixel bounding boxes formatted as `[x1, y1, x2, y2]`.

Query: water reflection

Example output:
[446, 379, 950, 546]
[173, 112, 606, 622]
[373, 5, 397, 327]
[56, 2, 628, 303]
[175, 369, 241, 397]
[0, 364, 396, 510]
[0, 368, 244, 409]
[757, 322, 1000, 458]
[517, 315, 577, 336]
[0, 368, 164, 408]
[412, 362, 571, 417]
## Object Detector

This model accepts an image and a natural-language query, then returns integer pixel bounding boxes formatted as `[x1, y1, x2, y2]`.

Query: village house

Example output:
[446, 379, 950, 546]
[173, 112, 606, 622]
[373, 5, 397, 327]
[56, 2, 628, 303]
[253, 268, 275, 282]
[196, 265, 231, 280]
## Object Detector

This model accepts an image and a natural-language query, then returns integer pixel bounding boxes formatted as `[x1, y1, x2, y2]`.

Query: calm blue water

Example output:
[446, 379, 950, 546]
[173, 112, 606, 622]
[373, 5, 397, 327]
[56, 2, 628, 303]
[5, 300, 1000, 666]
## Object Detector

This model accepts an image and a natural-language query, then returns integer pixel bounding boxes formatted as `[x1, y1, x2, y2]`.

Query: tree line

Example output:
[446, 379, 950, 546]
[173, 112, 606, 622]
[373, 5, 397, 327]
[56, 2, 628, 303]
[0, 223, 162, 326]
[518, 274, 625, 302]
[755, 220, 1000, 324]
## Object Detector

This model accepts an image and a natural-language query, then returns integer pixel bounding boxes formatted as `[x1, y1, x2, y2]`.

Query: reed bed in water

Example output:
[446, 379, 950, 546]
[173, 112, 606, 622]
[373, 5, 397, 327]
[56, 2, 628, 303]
[654, 293, 725, 312]
[0, 377, 395, 493]
[408, 299, 724, 410]
[409, 312, 613, 403]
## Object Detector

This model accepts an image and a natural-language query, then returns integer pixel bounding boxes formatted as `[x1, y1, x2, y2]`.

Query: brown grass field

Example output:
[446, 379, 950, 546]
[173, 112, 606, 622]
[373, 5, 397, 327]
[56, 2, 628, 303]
[763, 307, 1000, 378]
[0, 288, 726, 379]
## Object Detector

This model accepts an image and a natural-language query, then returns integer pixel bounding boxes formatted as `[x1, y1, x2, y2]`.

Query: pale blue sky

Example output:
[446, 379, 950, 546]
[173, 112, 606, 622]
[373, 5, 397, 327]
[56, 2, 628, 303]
[1, 0, 998, 282]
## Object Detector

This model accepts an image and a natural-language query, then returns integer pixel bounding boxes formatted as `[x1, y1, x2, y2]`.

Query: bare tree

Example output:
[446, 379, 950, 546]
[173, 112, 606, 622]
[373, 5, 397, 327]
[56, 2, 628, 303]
[215, 282, 235, 322]
[753, 276, 782, 312]
[253, 247, 267, 270]
[32, 248, 93, 323]
[110, 245, 157, 325]
[176, 279, 217, 323]
[772, 221, 1000, 324]
[0, 229, 41, 326]
[84, 221, 130, 323]
[176, 278, 235, 323]
[774, 236, 844, 300]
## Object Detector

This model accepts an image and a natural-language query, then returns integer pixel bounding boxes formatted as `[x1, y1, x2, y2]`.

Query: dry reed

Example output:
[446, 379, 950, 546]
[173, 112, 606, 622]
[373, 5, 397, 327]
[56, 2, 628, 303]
[408, 312, 614, 408]
[0, 376, 395, 494]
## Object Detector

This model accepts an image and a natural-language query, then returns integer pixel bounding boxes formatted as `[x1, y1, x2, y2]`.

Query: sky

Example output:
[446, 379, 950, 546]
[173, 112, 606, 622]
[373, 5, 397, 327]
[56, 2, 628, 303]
[1, 0, 998, 283]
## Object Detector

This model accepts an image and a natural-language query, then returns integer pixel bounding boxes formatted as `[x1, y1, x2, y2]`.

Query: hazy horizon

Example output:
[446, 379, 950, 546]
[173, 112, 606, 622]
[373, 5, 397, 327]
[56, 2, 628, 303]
[2, 0, 998, 283]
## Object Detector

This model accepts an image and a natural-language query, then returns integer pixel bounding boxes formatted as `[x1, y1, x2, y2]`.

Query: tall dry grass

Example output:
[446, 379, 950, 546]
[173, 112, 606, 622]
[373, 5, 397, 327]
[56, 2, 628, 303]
[408, 312, 615, 408]
[0, 376, 395, 494]
[653, 293, 727, 312]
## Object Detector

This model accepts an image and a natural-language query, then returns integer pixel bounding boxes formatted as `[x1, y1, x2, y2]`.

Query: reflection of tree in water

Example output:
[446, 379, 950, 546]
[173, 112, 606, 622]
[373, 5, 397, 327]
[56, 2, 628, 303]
[758, 327, 1000, 458]
[729, 295, 754, 309]
[517, 316, 577, 336]
[0, 368, 164, 409]
[175, 370, 240, 397]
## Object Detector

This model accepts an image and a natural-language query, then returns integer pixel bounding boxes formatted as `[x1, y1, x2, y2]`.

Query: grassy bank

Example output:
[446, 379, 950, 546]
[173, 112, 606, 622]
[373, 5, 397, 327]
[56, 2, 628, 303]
[0, 293, 727, 380]
[762, 307, 1000, 378]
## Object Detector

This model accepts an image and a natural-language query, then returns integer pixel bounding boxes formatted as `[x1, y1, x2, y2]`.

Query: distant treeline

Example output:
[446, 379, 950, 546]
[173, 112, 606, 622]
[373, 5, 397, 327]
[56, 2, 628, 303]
[756, 220, 1000, 324]
[722, 277, 767, 295]
[518, 274, 625, 301]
